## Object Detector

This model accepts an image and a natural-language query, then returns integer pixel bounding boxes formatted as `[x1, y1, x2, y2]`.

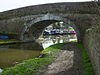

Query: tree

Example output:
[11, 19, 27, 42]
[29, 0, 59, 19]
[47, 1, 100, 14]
[52, 22, 61, 29]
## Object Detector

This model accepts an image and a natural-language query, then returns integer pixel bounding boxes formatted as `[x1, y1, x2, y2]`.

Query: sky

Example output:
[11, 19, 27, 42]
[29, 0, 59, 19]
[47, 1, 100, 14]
[0, 0, 91, 12]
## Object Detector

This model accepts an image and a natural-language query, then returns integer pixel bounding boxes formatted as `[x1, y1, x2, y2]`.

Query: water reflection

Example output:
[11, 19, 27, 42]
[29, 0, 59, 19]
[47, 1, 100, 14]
[0, 42, 43, 69]
[0, 34, 77, 69]
[38, 34, 77, 49]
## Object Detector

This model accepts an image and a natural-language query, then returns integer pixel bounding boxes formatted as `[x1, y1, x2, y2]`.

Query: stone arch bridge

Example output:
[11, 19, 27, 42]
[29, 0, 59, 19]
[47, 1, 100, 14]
[0, 2, 99, 42]
[0, 2, 100, 75]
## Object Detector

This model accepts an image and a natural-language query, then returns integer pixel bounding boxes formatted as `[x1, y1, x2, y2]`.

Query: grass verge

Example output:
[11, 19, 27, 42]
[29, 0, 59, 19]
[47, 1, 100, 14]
[0, 39, 20, 45]
[77, 43, 95, 75]
[0, 43, 64, 75]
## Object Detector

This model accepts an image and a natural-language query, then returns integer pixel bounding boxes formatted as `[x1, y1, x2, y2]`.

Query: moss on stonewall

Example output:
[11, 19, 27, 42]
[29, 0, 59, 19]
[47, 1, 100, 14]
[77, 44, 95, 75]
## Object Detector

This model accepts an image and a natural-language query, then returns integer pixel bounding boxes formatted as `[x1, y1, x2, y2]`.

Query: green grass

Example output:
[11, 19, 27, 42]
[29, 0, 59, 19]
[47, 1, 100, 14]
[0, 43, 64, 75]
[42, 43, 64, 54]
[77, 44, 95, 75]
[0, 58, 51, 75]
[0, 39, 20, 44]
[0, 43, 95, 75]
[70, 40, 77, 42]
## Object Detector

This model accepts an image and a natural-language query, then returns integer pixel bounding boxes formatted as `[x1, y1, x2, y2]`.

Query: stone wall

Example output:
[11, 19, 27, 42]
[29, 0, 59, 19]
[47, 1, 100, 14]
[0, 13, 98, 41]
[84, 24, 100, 75]
[0, 2, 98, 20]
[0, 2, 99, 41]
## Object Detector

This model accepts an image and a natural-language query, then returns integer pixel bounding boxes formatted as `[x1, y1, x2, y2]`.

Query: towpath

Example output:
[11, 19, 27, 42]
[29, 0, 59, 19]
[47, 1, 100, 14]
[43, 43, 83, 75]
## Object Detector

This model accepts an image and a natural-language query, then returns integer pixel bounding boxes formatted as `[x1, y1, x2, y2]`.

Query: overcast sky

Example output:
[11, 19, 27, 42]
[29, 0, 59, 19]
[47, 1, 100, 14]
[0, 0, 91, 12]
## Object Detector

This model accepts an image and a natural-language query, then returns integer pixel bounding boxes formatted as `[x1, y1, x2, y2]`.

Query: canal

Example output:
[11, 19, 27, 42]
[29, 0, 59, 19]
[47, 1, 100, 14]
[0, 34, 77, 71]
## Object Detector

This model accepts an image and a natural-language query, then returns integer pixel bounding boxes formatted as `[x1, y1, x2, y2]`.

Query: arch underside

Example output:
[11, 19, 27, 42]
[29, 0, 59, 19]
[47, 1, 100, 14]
[21, 14, 80, 42]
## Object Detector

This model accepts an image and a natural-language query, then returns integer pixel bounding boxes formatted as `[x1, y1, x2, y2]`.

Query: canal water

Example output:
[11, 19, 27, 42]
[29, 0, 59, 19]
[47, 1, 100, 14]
[0, 34, 77, 71]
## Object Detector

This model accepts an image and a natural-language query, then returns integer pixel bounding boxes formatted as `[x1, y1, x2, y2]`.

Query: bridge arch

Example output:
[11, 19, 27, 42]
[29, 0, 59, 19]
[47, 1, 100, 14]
[0, 2, 99, 74]
[20, 13, 80, 42]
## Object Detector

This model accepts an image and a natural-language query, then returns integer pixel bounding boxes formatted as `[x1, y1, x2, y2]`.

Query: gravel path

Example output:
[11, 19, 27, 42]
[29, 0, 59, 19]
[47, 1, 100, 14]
[43, 43, 83, 75]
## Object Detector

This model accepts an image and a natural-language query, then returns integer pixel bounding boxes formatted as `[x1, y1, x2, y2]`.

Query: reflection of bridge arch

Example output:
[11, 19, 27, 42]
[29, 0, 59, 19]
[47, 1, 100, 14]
[21, 13, 80, 42]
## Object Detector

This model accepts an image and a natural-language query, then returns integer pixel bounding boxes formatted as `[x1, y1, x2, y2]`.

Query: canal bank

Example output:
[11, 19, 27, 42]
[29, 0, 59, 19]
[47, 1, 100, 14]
[0, 39, 38, 45]
[0, 43, 64, 75]
[0, 34, 77, 69]
[0, 39, 20, 45]
[0, 43, 95, 75]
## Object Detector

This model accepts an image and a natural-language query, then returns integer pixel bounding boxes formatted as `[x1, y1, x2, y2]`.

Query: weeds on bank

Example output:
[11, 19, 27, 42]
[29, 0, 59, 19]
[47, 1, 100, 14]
[0, 43, 64, 75]
[42, 43, 64, 54]
[0, 39, 20, 44]
[77, 44, 95, 75]
[0, 58, 51, 75]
